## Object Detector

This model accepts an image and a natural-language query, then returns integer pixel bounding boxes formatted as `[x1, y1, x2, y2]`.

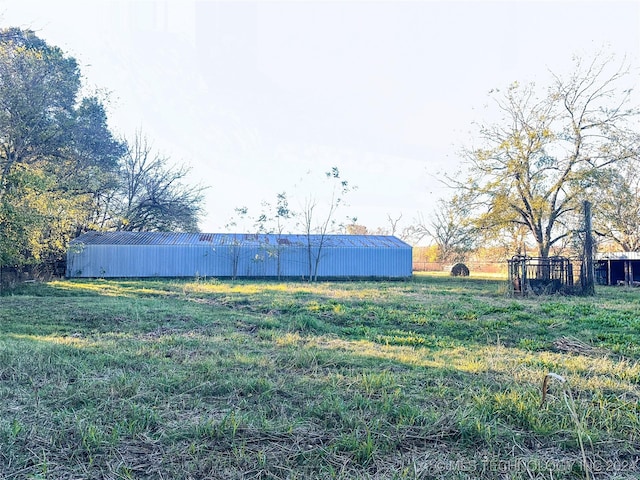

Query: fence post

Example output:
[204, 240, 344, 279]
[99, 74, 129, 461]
[581, 200, 595, 295]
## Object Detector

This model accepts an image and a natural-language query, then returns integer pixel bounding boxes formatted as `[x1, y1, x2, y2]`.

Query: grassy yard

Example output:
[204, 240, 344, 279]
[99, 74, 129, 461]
[1, 275, 639, 479]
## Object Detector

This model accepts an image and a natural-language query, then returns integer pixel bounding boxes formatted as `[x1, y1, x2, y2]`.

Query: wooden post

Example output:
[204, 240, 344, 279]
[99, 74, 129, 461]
[582, 201, 595, 295]
[521, 257, 528, 296]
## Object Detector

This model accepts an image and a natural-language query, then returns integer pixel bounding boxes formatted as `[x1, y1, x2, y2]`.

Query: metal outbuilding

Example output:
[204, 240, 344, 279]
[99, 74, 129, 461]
[66, 231, 413, 279]
[595, 252, 640, 286]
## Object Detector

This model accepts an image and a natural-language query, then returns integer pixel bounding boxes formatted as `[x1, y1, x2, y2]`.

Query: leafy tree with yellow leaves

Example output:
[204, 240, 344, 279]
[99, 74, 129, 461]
[0, 28, 124, 268]
[452, 53, 639, 259]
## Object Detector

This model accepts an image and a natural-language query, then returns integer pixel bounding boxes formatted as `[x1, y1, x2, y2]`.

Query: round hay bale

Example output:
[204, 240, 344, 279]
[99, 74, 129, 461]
[450, 263, 470, 277]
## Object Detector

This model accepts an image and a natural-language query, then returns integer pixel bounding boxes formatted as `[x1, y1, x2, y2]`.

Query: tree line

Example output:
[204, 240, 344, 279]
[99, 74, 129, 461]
[0, 28, 205, 270]
[1, 28, 637, 272]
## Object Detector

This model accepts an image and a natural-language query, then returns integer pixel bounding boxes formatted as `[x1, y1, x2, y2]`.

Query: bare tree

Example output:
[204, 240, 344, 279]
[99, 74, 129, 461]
[408, 197, 477, 262]
[299, 167, 352, 281]
[387, 213, 403, 237]
[114, 132, 205, 232]
[399, 217, 429, 246]
[369, 213, 404, 238]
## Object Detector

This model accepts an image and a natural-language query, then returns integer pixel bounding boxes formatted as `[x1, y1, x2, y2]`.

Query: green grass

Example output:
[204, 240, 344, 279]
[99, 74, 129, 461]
[1, 275, 640, 479]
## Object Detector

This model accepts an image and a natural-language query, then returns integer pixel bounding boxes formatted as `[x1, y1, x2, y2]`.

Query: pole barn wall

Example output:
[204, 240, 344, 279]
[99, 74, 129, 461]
[66, 232, 413, 279]
[595, 252, 640, 286]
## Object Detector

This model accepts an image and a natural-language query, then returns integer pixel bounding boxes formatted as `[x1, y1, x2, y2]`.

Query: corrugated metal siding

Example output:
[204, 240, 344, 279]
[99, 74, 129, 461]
[67, 232, 413, 278]
[596, 252, 640, 261]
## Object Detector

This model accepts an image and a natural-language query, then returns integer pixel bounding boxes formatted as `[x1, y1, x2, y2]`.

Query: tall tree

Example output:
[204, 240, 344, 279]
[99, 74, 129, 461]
[59, 96, 127, 235]
[0, 28, 123, 266]
[0, 28, 79, 182]
[453, 53, 639, 258]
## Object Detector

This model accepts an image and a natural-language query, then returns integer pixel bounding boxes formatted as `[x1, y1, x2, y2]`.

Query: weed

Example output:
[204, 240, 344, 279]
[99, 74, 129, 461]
[541, 373, 591, 480]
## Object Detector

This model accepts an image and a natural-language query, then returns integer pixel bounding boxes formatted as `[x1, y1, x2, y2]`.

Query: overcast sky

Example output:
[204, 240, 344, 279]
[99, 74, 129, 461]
[2, 1, 639, 234]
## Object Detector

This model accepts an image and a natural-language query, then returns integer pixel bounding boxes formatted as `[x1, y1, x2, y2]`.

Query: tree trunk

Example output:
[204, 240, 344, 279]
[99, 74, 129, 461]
[581, 200, 595, 295]
[537, 242, 550, 259]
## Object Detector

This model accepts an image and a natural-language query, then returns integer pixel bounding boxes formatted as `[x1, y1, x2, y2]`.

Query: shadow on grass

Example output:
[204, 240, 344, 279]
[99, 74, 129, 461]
[4, 276, 640, 359]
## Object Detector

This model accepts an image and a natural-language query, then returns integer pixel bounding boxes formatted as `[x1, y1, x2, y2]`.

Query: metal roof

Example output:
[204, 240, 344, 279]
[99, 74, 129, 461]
[70, 231, 412, 248]
[596, 252, 640, 261]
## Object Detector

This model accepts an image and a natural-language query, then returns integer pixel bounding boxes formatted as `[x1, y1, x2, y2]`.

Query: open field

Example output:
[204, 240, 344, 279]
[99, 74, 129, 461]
[1, 275, 639, 479]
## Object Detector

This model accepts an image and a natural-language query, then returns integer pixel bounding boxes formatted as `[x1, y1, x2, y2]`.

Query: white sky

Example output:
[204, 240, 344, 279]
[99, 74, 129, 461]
[1, 0, 639, 234]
